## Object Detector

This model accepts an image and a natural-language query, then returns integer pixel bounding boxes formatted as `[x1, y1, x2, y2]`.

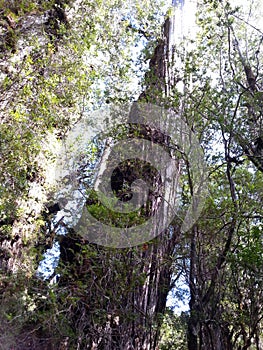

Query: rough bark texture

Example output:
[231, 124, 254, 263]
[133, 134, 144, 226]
[58, 229, 178, 349]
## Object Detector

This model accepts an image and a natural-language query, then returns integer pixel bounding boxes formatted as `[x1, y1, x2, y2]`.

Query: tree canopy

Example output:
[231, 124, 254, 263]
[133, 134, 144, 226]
[0, 0, 263, 349]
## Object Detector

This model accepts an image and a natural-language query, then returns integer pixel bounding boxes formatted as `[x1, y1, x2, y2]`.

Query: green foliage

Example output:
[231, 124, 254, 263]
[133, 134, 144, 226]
[159, 309, 188, 350]
[164, 0, 263, 347]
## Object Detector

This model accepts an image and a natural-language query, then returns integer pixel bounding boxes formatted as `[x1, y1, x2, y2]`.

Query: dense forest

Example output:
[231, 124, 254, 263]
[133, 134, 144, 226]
[0, 0, 263, 349]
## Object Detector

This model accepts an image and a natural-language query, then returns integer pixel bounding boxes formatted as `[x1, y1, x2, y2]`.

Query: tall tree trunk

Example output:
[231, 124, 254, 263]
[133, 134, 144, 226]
[58, 4, 181, 350]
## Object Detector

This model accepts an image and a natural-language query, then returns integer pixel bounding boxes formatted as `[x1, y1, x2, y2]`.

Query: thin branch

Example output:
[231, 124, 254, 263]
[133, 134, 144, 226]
[232, 14, 263, 35]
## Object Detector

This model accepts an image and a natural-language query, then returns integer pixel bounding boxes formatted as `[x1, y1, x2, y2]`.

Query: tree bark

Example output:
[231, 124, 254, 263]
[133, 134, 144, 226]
[58, 7, 181, 350]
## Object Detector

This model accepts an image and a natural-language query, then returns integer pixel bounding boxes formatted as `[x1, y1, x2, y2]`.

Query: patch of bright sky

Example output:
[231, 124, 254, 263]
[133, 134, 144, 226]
[37, 241, 61, 280]
[233, 0, 263, 30]
[166, 274, 190, 314]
